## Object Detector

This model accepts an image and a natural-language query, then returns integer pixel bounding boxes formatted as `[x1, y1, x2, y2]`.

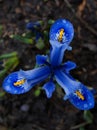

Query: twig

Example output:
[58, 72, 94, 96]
[70, 122, 90, 130]
[64, 0, 97, 37]
[55, 0, 60, 6]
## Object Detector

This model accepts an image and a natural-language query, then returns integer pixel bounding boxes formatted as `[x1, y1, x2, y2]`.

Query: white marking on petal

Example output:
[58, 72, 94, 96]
[89, 103, 92, 106]
[6, 85, 11, 91]
[63, 20, 66, 24]
[84, 104, 88, 108]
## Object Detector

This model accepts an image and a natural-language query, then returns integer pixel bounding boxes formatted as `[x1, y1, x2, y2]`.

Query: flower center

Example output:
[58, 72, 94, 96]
[58, 28, 64, 42]
[14, 79, 26, 87]
[75, 90, 85, 100]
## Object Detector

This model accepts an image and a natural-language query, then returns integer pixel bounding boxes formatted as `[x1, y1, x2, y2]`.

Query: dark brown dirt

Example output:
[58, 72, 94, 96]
[0, 0, 97, 130]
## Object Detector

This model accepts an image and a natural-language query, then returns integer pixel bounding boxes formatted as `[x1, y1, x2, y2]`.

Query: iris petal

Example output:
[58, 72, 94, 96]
[2, 72, 33, 94]
[62, 61, 76, 72]
[68, 84, 95, 110]
[49, 19, 74, 66]
[55, 70, 94, 110]
[50, 40, 68, 66]
[36, 54, 48, 65]
[54, 70, 80, 94]
[43, 81, 55, 98]
[3, 66, 51, 94]
[49, 19, 74, 45]
[20, 66, 51, 79]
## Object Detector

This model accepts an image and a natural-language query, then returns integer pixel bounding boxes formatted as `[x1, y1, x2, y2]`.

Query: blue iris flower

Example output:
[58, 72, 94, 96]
[2, 19, 95, 110]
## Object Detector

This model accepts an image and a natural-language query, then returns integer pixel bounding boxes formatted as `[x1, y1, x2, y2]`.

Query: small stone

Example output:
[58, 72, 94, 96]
[15, 8, 22, 14]
[20, 104, 29, 112]
[83, 43, 97, 52]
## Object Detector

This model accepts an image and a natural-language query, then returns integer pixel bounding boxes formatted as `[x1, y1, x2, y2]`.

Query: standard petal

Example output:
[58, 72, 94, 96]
[61, 61, 77, 72]
[36, 54, 48, 65]
[50, 40, 68, 66]
[3, 66, 51, 94]
[49, 19, 74, 45]
[42, 81, 55, 98]
[67, 46, 72, 51]
[68, 84, 95, 110]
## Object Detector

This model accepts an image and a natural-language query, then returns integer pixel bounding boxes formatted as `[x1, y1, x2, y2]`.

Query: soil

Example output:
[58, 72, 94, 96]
[0, 0, 97, 130]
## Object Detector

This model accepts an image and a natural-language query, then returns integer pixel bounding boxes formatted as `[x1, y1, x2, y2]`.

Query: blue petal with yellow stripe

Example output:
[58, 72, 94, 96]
[49, 19, 74, 66]
[54, 69, 94, 110]
[49, 19, 74, 45]
[3, 72, 31, 94]
[49, 40, 68, 66]
[3, 66, 51, 94]
[68, 84, 95, 110]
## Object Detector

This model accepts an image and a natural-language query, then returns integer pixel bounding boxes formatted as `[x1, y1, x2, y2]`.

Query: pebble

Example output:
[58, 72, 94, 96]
[82, 43, 97, 52]
[20, 104, 29, 112]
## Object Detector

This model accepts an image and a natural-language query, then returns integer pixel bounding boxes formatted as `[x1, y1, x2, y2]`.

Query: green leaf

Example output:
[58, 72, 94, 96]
[22, 32, 34, 38]
[11, 35, 33, 44]
[0, 56, 19, 78]
[4, 57, 19, 71]
[79, 127, 86, 130]
[0, 69, 7, 78]
[0, 51, 19, 78]
[48, 19, 55, 24]
[0, 52, 17, 60]
[84, 110, 93, 124]
[34, 88, 41, 97]
[0, 92, 5, 97]
[38, 20, 43, 25]
[35, 38, 45, 50]
[43, 30, 48, 36]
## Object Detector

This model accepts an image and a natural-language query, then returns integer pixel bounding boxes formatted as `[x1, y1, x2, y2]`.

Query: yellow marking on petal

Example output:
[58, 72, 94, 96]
[58, 29, 64, 42]
[75, 90, 85, 100]
[14, 79, 26, 86]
